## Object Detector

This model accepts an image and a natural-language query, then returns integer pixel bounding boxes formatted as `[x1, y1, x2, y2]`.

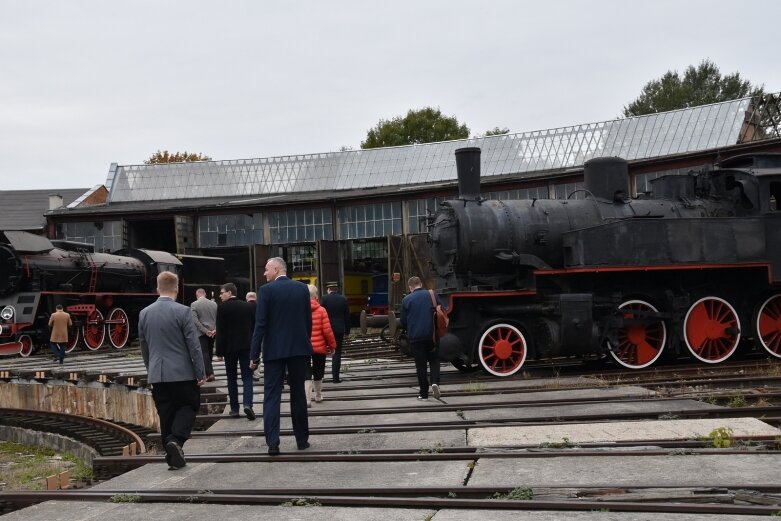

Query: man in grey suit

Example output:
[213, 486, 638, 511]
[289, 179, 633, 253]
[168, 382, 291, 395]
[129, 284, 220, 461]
[191, 288, 217, 381]
[250, 257, 312, 455]
[140, 271, 206, 470]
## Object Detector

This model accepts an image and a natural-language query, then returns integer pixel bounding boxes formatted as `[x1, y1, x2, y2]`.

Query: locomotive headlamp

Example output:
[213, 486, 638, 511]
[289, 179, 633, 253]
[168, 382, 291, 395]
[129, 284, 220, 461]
[1, 306, 14, 321]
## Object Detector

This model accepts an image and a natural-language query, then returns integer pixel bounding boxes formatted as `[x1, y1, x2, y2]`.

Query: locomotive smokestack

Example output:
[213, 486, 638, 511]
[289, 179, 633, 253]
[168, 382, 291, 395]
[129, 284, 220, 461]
[583, 157, 630, 202]
[455, 147, 481, 201]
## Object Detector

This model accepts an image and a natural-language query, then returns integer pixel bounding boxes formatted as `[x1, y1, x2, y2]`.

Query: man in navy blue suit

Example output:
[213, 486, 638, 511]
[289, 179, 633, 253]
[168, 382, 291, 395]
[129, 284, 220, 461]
[250, 257, 313, 455]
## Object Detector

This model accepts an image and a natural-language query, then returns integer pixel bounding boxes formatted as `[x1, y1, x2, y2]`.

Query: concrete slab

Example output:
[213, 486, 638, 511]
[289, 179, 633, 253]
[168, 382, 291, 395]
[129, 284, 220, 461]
[468, 417, 781, 446]
[2, 501, 433, 521]
[467, 453, 781, 487]
[184, 429, 466, 454]
[91, 460, 470, 491]
[432, 510, 761, 520]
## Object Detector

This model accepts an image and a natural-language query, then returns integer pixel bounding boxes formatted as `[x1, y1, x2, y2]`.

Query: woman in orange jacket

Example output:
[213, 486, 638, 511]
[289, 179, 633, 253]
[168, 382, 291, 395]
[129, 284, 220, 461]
[308, 285, 336, 404]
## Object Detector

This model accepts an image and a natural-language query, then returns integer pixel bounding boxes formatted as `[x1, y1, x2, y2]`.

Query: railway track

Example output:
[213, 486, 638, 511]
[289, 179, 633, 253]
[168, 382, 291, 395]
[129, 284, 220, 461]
[2, 334, 781, 518]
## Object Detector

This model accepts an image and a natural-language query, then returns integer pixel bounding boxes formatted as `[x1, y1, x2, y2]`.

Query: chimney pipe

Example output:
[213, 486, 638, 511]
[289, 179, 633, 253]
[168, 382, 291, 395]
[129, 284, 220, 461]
[455, 147, 481, 201]
[48, 194, 64, 210]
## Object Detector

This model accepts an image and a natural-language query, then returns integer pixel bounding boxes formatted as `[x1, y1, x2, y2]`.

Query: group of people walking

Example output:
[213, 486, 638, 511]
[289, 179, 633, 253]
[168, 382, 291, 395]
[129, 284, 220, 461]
[138, 257, 351, 469]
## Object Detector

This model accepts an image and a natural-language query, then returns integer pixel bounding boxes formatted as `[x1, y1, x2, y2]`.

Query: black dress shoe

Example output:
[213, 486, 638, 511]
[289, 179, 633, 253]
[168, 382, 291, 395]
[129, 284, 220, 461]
[229, 410, 240, 418]
[297, 441, 310, 450]
[244, 407, 256, 421]
[332, 378, 342, 384]
[268, 444, 280, 456]
[165, 440, 186, 469]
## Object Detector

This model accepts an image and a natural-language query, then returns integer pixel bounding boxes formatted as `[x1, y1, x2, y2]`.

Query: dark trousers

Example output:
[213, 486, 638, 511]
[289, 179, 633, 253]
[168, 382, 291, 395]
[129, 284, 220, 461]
[331, 332, 344, 380]
[263, 355, 309, 447]
[151, 380, 201, 446]
[49, 342, 65, 361]
[224, 350, 254, 412]
[199, 335, 214, 376]
[411, 340, 440, 398]
[309, 354, 326, 381]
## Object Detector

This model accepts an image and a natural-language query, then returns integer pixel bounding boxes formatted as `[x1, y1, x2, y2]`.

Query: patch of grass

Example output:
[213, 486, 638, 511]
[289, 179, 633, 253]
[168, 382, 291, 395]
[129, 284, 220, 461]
[109, 494, 141, 503]
[281, 498, 321, 507]
[455, 410, 465, 420]
[447, 491, 457, 498]
[540, 437, 574, 449]
[0, 441, 90, 490]
[727, 394, 746, 408]
[465, 381, 487, 393]
[707, 427, 734, 448]
[356, 428, 377, 434]
[657, 413, 680, 420]
[490, 487, 533, 500]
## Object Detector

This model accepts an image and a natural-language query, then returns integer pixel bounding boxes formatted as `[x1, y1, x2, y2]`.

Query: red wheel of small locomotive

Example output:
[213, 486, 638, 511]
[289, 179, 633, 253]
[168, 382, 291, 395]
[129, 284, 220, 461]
[756, 294, 781, 358]
[82, 309, 105, 351]
[478, 323, 527, 377]
[107, 307, 130, 349]
[608, 300, 667, 369]
[18, 335, 34, 357]
[64, 324, 80, 353]
[684, 296, 741, 364]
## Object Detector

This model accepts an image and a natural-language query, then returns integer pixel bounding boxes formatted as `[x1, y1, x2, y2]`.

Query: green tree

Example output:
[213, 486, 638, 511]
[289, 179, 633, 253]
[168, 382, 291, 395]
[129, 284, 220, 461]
[145, 150, 212, 164]
[361, 107, 469, 149]
[484, 127, 510, 136]
[623, 59, 763, 117]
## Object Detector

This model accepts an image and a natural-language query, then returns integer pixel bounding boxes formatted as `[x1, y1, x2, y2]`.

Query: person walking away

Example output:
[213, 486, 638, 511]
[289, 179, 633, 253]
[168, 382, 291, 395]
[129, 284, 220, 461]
[245, 292, 261, 380]
[307, 284, 336, 405]
[139, 271, 205, 470]
[48, 304, 71, 364]
[190, 288, 217, 381]
[400, 276, 443, 400]
[320, 282, 350, 383]
[215, 283, 256, 420]
[250, 257, 313, 455]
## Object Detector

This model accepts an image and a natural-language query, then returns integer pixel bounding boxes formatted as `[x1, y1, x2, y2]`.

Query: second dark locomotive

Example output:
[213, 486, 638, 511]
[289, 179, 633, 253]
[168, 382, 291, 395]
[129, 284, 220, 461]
[431, 147, 781, 376]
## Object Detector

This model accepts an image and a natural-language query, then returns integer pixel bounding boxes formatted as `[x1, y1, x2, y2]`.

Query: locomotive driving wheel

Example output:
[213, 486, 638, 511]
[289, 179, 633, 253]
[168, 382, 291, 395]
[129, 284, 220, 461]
[64, 324, 80, 353]
[82, 309, 105, 351]
[684, 296, 741, 364]
[608, 300, 666, 369]
[18, 335, 33, 357]
[755, 293, 781, 358]
[478, 323, 527, 377]
[106, 307, 130, 349]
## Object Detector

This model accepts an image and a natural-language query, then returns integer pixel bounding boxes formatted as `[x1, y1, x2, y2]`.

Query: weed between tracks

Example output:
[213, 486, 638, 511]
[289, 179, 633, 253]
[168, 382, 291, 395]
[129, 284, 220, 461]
[109, 494, 141, 503]
[0, 441, 92, 491]
[490, 487, 534, 500]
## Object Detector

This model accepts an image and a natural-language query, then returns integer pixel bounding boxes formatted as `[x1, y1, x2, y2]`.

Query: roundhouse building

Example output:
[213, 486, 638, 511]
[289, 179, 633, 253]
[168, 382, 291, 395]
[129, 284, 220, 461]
[46, 94, 781, 316]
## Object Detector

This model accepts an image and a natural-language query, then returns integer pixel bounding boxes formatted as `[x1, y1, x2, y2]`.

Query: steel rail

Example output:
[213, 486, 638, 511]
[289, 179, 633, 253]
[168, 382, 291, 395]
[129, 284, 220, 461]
[2, 489, 780, 515]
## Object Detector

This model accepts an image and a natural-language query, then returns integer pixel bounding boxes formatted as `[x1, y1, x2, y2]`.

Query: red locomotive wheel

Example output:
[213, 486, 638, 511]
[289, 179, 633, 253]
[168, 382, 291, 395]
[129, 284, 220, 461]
[478, 323, 527, 377]
[83, 309, 105, 351]
[18, 335, 33, 357]
[65, 324, 80, 353]
[609, 300, 666, 369]
[107, 307, 130, 349]
[684, 296, 741, 364]
[756, 294, 781, 358]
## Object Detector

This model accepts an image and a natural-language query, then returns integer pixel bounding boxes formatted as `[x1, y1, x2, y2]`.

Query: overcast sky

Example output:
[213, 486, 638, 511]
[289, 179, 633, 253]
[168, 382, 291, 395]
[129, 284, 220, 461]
[2, 0, 780, 191]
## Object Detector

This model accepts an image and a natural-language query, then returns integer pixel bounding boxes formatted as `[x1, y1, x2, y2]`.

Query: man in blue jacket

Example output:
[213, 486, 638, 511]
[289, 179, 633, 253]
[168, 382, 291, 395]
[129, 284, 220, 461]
[250, 257, 313, 455]
[400, 276, 442, 401]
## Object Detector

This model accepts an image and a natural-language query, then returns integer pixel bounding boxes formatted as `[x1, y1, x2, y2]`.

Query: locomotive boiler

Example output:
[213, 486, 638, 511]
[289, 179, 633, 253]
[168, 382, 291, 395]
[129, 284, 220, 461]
[431, 147, 781, 376]
[0, 231, 207, 357]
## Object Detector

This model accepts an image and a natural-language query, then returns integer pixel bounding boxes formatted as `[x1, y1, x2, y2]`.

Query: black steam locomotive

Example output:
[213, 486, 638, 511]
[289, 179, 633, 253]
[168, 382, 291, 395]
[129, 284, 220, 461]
[0, 231, 224, 357]
[432, 148, 781, 376]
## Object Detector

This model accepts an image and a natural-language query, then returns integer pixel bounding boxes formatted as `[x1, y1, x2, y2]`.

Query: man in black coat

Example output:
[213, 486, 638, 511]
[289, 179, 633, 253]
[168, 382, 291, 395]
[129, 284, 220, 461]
[216, 283, 256, 420]
[320, 281, 351, 383]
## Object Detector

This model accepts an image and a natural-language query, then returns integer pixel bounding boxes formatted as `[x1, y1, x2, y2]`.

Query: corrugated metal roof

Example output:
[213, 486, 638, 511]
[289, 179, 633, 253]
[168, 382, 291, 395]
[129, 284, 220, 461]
[0, 188, 89, 230]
